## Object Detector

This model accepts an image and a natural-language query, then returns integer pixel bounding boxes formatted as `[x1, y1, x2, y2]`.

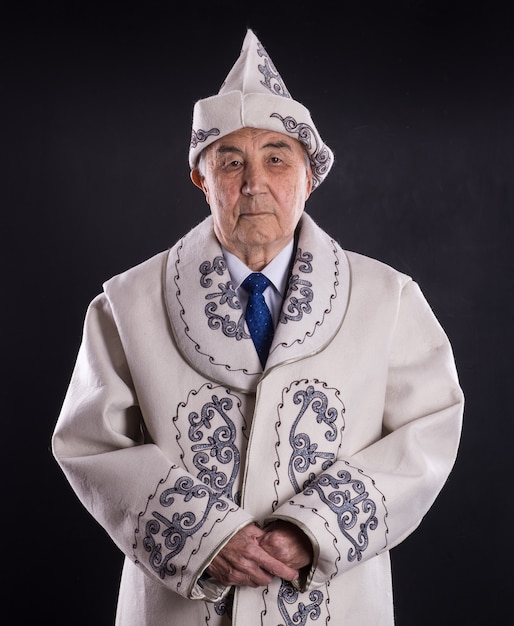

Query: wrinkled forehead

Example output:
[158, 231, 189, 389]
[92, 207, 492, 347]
[200, 127, 308, 164]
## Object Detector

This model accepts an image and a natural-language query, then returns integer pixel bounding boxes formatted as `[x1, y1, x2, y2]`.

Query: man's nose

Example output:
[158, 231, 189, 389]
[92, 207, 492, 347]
[241, 162, 265, 196]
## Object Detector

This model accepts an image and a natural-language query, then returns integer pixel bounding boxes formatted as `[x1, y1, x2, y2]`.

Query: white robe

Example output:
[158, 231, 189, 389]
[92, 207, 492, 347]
[52, 213, 464, 625]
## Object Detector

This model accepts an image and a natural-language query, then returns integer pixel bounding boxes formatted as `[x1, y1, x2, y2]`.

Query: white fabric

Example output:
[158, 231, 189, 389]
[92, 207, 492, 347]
[52, 213, 464, 625]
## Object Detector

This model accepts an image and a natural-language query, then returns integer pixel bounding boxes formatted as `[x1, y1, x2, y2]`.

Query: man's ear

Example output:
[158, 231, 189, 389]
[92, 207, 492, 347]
[190, 168, 205, 190]
[191, 168, 211, 205]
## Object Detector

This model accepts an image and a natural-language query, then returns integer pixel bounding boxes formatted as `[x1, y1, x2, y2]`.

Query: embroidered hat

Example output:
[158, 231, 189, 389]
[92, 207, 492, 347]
[189, 29, 334, 189]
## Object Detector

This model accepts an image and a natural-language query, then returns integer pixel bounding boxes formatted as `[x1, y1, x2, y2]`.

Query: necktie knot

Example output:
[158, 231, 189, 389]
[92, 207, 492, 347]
[242, 273, 274, 367]
[242, 272, 271, 295]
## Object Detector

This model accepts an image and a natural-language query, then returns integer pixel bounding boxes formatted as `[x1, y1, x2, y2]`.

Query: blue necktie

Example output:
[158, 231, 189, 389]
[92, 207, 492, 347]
[242, 272, 274, 367]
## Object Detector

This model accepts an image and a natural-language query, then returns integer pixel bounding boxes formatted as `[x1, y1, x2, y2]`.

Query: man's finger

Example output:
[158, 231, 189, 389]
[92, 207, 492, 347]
[207, 524, 298, 586]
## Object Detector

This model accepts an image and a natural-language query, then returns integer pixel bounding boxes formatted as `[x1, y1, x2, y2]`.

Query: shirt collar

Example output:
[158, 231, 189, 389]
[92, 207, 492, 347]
[222, 239, 294, 297]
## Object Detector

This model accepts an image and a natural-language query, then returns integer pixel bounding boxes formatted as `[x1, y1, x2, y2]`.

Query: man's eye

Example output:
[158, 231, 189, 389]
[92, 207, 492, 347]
[270, 156, 282, 164]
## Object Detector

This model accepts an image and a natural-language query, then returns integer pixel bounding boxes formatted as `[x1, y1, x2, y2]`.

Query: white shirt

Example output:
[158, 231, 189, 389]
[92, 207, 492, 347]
[222, 240, 294, 327]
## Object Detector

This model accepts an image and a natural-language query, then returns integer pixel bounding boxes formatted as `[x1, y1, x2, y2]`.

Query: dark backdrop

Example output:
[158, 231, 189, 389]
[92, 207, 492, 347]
[3, 2, 512, 624]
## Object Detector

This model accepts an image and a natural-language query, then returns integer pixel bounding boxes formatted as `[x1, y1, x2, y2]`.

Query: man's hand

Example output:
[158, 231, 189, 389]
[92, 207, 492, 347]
[206, 523, 299, 587]
[259, 519, 313, 571]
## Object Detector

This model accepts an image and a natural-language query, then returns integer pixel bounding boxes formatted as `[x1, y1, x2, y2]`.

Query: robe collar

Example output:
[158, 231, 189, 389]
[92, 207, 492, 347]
[164, 213, 350, 392]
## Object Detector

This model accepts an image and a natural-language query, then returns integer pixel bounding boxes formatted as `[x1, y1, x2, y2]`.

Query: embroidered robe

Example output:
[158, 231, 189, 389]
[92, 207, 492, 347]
[52, 213, 464, 625]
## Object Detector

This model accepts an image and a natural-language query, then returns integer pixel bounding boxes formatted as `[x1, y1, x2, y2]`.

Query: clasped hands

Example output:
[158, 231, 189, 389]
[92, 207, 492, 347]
[206, 519, 313, 588]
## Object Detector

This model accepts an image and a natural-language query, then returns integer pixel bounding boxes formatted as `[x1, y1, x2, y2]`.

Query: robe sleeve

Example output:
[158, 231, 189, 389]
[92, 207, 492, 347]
[51, 293, 254, 602]
[269, 279, 464, 589]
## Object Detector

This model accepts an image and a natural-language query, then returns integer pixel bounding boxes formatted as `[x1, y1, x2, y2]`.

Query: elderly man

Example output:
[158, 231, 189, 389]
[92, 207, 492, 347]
[52, 29, 464, 626]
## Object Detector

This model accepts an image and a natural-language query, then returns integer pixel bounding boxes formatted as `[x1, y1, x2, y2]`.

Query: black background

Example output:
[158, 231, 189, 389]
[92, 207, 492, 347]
[3, 1, 512, 624]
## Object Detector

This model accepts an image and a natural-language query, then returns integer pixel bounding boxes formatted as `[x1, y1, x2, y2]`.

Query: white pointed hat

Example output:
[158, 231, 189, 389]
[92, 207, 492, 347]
[189, 29, 334, 189]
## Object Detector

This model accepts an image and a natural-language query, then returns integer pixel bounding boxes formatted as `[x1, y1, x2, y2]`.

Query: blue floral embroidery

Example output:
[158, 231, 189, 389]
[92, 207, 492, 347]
[204, 302, 248, 339]
[188, 394, 241, 504]
[144, 477, 229, 579]
[304, 470, 378, 562]
[204, 278, 247, 338]
[278, 580, 323, 625]
[288, 385, 339, 493]
[214, 594, 232, 617]
[206, 283, 240, 309]
[190, 127, 220, 151]
[199, 257, 249, 340]
[295, 249, 313, 273]
[140, 389, 246, 579]
[270, 113, 332, 189]
[281, 249, 314, 324]
[256, 40, 291, 98]
[281, 275, 313, 322]
[199, 256, 227, 287]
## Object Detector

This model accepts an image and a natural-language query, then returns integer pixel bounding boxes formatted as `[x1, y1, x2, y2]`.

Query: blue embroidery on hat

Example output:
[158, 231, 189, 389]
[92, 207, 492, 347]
[190, 127, 220, 150]
[256, 41, 291, 98]
[270, 113, 331, 189]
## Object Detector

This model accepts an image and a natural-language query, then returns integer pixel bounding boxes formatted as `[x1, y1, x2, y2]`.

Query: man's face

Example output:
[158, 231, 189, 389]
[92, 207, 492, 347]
[191, 127, 312, 270]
